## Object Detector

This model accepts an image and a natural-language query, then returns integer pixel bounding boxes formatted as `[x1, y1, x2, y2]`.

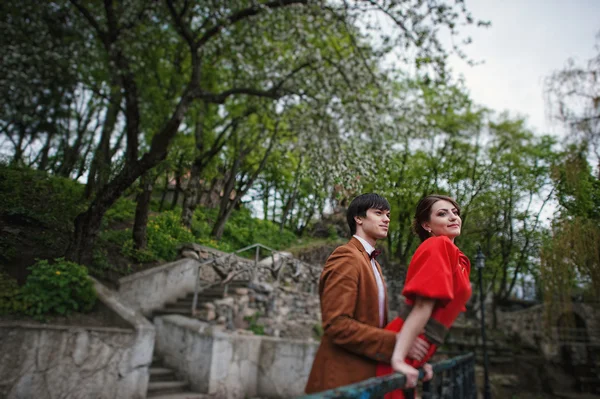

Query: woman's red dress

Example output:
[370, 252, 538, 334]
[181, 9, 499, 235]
[376, 236, 472, 399]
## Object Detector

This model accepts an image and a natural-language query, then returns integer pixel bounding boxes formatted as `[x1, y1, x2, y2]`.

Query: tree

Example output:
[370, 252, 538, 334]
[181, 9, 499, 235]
[541, 32, 600, 317]
[545, 32, 600, 176]
[59, 0, 481, 264]
[0, 0, 83, 167]
[541, 148, 600, 308]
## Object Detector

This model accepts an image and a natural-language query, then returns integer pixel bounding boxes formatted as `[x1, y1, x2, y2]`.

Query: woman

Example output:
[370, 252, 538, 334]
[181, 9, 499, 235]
[376, 194, 472, 399]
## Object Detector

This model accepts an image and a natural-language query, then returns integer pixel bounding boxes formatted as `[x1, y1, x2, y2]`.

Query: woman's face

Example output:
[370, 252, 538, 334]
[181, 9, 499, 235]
[421, 200, 461, 242]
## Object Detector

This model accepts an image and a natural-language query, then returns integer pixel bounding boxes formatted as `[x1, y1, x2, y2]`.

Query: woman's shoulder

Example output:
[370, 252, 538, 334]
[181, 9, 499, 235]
[416, 235, 457, 253]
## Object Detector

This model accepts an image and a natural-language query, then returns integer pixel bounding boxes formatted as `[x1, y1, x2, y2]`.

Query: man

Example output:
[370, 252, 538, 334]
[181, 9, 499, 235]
[305, 193, 429, 393]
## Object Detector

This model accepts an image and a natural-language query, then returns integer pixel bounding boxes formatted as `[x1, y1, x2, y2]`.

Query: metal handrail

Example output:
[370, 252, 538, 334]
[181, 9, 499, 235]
[190, 243, 319, 317]
[297, 352, 476, 399]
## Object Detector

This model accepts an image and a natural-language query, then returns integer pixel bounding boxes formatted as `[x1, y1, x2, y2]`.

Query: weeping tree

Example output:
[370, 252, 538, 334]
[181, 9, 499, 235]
[545, 32, 600, 176]
[541, 34, 600, 322]
[541, 149, 600, 319]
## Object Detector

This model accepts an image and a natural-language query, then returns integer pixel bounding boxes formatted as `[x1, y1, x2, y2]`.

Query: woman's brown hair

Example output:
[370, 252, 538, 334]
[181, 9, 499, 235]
[411, 194, 461, 242]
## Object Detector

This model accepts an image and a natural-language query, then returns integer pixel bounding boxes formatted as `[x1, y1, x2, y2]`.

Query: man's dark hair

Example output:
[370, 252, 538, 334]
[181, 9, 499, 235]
[346, 193, 390, 235]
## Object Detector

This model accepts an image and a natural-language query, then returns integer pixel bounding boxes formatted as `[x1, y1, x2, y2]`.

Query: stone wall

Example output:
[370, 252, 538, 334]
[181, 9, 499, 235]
[497, 302, 600, 363]
[154, 315, 318, 399]
[0, 279, 155, 399]
[179, 244, 323, 339]
[117, 257, 218, 316]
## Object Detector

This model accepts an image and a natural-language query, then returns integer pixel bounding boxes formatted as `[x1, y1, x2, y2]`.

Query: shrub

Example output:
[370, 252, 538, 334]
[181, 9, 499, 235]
[20, 258, 97, 317]
[0, 165, 85, 230]
[104, 197, 136, 225]
[192, 206, 297, 253]
[0, 272, 26, 315]
[119, 210, 196, 262]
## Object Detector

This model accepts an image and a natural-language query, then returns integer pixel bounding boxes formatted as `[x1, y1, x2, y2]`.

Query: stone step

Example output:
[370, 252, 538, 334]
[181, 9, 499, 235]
[150, 367, 177, 382]
[154, 308, 192, 316]
[229, 279, 251, 286]
[147, 381, 189, 397]
[169, 299, 212, 312]
[147, 393, 210, 399]
[166, 301, 196, 309]
[200, 288, 226, 294]
[185, 292, 225, 300]
[178, 297, 223, 305]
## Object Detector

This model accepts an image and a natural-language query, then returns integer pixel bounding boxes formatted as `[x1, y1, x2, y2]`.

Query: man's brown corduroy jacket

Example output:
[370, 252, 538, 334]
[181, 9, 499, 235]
[305, 237, 397, 393]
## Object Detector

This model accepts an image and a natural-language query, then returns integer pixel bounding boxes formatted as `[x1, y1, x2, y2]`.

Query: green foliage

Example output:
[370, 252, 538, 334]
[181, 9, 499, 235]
[19, 258, 96, 317]
[0, 165, 85, 229]
[193, 207, 297, 253]
[312, 323, 324, 339]
[552, 148, 600, 221]
[0, 272, 25, 314]
[244, 312, 265, 336]
[121, 210, 196, 262]
[121, 239, 158, 263]
[104, 197, 137, 225]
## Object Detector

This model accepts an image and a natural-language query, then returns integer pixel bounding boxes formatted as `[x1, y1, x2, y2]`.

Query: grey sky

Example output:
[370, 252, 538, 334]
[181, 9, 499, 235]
[448, 0, 599, 135]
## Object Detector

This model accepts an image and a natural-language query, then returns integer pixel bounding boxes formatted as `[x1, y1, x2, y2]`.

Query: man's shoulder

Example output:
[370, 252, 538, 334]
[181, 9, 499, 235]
[324, 240, 362, 266]
[330, 240, 362, 257]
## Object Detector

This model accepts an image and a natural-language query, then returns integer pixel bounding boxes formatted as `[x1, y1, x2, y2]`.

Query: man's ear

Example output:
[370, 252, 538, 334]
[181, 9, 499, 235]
[354, 215, 363, 226]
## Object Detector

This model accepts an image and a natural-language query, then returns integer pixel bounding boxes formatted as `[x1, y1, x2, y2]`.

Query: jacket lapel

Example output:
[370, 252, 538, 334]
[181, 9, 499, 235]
[349, 237, 385, 325]
[349, 237, 374, 270]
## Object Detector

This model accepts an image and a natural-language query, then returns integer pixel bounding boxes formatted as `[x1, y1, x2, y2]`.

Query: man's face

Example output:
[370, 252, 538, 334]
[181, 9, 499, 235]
[356, 208, 390, 242]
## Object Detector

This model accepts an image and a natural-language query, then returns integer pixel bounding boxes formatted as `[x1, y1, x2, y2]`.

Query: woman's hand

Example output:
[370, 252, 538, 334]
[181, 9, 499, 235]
[407, 336, 430, 361]
[422, 363, 434, 382]
[391, 358, 419, 389]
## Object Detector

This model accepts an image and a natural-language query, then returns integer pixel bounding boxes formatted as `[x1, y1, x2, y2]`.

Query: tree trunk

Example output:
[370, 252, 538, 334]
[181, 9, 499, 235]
[38, 123, 57, 171]
[133, 172, 154, 250]
[10, 125, 26, 166]
[211, 160, 239, 239]
[271, 186, 278, 223]
[263, 182, 270, 221]
[181, 161, 201, 228]
[280, 189, 297, 232]
[212, 200, 238, 240]
[158, 170, 169, 212]
[171, 173, 182, 209]
[85, 84, 122, 198]
[66, 90, 196, 264]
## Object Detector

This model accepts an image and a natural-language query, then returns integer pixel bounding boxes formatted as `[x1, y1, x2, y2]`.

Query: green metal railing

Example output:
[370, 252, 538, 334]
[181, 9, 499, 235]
[297, 353, 476, 399]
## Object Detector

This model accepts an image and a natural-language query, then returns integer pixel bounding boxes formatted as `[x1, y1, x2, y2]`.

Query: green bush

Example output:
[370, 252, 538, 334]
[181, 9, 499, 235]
[0, 272, 26, 315]
[120, 210, 196, 262]
[192, 207, 297, 253]
[104, 197, 136, 225]
[20, 258, 97, 317]
[0, 165, 85, 230]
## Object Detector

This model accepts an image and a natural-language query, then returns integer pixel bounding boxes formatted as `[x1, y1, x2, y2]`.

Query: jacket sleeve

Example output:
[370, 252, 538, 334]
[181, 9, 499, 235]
[402, 236, 457, 307]
[319, 246, 397, 362]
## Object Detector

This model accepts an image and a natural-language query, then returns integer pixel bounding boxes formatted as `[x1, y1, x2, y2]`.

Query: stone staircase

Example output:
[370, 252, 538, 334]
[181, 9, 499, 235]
[152, 279, 251, 320]
[147, 355, 201, 398]
[148, 280, 255, 398]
